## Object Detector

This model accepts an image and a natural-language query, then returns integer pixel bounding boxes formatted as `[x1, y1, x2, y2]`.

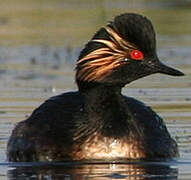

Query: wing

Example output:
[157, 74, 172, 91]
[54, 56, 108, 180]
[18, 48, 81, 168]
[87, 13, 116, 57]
[7, 91, 89, 161]
[124, 96, 179, 158]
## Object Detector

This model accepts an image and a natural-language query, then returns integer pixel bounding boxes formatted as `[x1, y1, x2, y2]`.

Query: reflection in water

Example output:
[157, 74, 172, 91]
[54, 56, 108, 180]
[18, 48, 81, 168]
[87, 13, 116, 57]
[7, 162, 178, 180]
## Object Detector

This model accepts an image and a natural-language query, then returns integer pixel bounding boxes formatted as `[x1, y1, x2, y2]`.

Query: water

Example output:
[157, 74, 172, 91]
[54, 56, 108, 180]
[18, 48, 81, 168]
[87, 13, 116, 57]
[0, 0, 191, 179]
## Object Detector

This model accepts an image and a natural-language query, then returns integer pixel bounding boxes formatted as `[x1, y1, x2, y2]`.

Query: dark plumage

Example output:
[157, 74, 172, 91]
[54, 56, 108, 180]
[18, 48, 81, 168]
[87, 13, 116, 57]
[7, 13, 183, 162]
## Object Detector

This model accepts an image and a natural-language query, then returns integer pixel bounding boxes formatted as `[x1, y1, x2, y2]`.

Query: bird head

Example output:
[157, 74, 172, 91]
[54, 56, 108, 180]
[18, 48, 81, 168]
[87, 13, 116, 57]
[76, 13, 184, 88]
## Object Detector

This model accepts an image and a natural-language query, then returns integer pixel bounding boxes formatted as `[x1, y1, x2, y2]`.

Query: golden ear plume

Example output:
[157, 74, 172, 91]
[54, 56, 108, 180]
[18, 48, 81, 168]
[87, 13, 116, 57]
[76, 25, 136, 82]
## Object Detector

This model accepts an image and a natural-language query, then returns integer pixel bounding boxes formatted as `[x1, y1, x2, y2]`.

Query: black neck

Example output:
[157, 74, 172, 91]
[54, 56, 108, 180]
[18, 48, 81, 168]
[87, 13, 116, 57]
[78, 82, 131, 138]
[82, 83, 122, 102]
[78, 81, 123, 103]
[77, 80, 142, 139]
[77, 79, 125, 92]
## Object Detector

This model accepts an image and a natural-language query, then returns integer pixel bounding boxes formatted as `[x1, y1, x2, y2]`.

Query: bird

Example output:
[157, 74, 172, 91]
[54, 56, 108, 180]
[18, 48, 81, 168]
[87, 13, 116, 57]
[7, 13, 184, 162]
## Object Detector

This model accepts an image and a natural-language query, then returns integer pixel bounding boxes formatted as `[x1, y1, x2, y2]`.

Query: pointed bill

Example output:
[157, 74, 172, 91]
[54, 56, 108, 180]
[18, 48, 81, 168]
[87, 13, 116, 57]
[154, 61, 184, 76]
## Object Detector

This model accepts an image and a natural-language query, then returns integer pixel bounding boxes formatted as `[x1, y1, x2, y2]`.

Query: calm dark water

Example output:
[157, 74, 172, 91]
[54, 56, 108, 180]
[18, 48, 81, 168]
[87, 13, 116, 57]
[0, 0, 191, 179]
[3, 161, 180, 179]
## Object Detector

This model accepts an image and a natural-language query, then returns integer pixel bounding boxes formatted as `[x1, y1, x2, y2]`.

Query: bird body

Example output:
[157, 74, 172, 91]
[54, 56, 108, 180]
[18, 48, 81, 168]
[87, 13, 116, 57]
[7, 13, 183, 162]
[7, 89, 178, 161]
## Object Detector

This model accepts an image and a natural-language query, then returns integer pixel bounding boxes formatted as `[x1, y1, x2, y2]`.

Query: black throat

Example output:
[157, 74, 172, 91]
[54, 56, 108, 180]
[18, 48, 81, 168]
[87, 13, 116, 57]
[81, 83, 123, 110]
[79, 82, 132, 138]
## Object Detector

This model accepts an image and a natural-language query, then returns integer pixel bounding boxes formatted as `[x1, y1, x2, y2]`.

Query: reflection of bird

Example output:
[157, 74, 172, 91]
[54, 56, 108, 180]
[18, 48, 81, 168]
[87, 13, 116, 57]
[7, 163, 178, 180]
[7, 13, 183, 162]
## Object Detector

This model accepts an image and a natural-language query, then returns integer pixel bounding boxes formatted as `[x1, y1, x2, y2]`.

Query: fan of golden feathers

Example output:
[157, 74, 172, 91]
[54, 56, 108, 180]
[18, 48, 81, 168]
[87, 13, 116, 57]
[76, 25, 137, 82]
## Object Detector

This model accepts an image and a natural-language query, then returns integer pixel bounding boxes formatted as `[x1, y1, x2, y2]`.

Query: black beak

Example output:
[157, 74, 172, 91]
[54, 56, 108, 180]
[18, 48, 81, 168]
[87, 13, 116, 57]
[146, 59, 184, 76]
[156, 61, 184, 76]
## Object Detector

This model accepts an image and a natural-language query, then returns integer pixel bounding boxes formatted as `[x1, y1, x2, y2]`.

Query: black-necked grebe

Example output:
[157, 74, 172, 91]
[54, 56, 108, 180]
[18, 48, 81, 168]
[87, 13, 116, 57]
[7, 13, 184, 162]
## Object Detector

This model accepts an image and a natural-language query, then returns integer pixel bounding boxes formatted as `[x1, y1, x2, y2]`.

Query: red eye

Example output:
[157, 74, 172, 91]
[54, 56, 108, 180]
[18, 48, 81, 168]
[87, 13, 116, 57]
[130, 50, 144, 60]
